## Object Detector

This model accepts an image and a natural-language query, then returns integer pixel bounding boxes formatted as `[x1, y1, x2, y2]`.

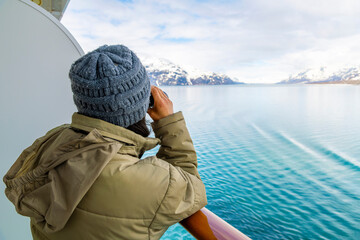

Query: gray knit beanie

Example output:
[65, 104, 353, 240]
[69, 45, 151, 128]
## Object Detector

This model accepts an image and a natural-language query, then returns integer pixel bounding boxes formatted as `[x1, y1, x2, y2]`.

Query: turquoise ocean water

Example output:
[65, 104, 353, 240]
[153, 85, 360, 240]
[1, 85, 359, 239]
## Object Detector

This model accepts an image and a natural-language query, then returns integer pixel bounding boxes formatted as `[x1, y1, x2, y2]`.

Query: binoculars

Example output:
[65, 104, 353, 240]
[149, 91, 168, 108]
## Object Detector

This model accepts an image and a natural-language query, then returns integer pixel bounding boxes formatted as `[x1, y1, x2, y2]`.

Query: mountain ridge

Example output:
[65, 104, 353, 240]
[141, 57, 242, 86]
[279, 66, 360, 84]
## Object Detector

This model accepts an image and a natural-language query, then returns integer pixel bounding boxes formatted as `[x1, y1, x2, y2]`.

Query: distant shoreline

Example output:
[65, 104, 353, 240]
[307, 80, 360, 85]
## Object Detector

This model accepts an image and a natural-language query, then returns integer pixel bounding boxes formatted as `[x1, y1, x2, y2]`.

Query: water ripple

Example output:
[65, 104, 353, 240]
[160, 85, 360, 240]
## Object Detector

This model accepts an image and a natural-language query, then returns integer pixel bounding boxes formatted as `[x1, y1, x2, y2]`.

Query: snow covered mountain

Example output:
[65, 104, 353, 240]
[141, 57, 241, 86]
[279, 66, 360, 84]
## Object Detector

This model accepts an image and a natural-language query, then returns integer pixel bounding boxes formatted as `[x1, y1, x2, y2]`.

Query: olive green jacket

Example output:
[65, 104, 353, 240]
[3, 112, 207, 240]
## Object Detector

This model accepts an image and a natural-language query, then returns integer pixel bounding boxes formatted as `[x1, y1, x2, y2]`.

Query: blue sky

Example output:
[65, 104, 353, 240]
[62, 0, 360, 83]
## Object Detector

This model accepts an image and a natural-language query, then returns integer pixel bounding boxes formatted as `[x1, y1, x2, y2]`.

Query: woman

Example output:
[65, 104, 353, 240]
[4, 45, 208, 239]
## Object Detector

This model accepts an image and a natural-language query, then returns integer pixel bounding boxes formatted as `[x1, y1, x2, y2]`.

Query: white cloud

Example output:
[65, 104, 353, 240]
[62, 0, 360, 83]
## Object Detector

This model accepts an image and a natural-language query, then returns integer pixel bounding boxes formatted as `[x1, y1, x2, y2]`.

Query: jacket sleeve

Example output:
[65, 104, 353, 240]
[149, 112, 207, 231]
[151, 111, 200, 178]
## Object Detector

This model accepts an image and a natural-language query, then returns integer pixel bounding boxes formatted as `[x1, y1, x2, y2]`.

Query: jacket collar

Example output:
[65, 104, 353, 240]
[70, 113, 160, 157]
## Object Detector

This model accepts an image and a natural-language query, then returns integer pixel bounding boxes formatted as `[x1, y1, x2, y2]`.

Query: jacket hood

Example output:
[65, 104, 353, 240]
[3, 113, 159, 233]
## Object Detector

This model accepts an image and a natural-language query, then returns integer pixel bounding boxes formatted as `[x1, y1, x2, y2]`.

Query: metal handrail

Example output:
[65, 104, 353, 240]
[180, 208, 251, 240]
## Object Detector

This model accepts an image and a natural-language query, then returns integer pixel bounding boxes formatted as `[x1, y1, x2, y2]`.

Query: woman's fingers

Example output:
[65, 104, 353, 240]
[150, 86, 161, 100]
[147, 86, 173, 121]
[158, 88, 168, 99]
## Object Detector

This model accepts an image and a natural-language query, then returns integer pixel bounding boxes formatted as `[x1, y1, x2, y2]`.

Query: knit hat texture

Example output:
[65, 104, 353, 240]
[69, 45, 151, 128]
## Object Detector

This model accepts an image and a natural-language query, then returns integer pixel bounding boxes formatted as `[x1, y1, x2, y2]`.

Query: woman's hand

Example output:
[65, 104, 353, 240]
[147, 86, 173, 121]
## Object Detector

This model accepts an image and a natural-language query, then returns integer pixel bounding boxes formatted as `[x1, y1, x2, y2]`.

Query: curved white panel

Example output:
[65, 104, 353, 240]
[0, 0, 84, 127]
[0, 1, 84, 239]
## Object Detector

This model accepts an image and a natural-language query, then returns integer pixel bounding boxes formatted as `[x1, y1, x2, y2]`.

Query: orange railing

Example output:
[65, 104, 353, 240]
[180, 208, 251, 240]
